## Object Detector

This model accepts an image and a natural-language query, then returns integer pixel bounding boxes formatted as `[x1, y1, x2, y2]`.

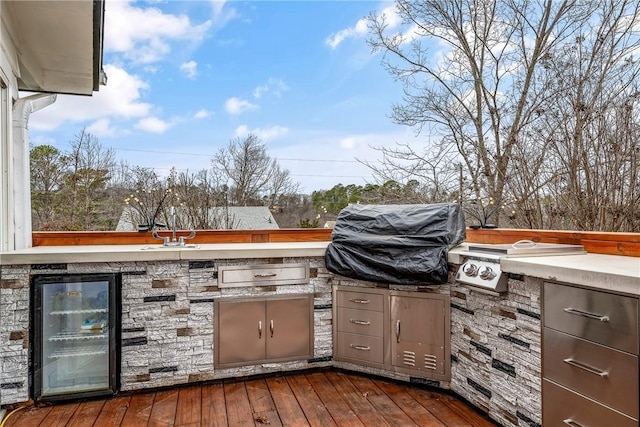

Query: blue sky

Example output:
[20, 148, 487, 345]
[29, 0, 421, 193]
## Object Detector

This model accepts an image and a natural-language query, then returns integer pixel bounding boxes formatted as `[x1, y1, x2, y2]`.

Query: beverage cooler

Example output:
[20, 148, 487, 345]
[31, 273, 120, 402]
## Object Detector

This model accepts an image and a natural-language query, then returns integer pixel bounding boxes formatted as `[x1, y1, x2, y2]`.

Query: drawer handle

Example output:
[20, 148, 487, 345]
[563, 307, 610, 322]
[254, 273, 277, 278]
[349, 298, 370, 304]
[563, 419, 585, 427]
[350, 344, 370, 351]
[349, 319, 371, 325]
[563, 358, 609, 378]
[270, 320, 274, 338]
[396, 320, 401, 343]
[258, 321, 262, 339]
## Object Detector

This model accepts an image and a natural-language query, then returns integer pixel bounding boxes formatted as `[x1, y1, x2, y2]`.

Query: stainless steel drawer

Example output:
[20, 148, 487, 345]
[337, 290, 385, 312]
[336, 332, 384, 364]
[543, 379, 637, 427]
[218, 263, 309, 288]
[544, 282, 638, 354]
[337, 307, 384, 337]
[543, 327, 639, 418]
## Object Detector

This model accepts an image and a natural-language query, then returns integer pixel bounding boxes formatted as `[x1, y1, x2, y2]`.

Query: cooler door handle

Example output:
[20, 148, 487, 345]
[396, 320, 401, 343]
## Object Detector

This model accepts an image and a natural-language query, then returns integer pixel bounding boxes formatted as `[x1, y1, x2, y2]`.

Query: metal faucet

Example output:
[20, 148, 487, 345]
[152, 206, 196, 246]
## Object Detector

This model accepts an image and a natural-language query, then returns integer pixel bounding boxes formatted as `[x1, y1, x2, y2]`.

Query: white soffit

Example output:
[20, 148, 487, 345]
[7, 0, 101, 96]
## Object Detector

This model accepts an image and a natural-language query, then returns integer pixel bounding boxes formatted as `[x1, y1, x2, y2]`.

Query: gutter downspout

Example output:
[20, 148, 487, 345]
[11, 93, 56, 249]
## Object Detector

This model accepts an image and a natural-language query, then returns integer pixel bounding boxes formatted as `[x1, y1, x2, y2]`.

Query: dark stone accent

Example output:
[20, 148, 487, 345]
[499, 333, 531, 349]
[314, 304, 332, 310]
[470, 341, 492, 356]
[451, 303, 475, 315]
[143, 295, 176, 303]
[204, 286, 220, 292]
[136, 374, 151, 382]
[31, 263, 67, 270]
[517, 308, 541, 320]
[492, 307, 517, 320]
[451, 354, 459, 363]
[152, 279, 174, 288]
[0, 279, 22, 289]
[307, 356, 332, 363]
[450, 290, 467, 300]
[517, 410, 542, 427]
[122, 336, 147, 346]
[149, 366, 178, 374]
[410, 377, 440, 387]
[507, 273, 525, 281]
[499, 408, 519, 426]
[190, 298, 215, 304]
[189, 261, 215, 269]
[309, 268, 318, 278]
[212, 271, 219, 279]
[9, 331, 25, 340]
[467, 378, 492, 399]
[1, 382, 23, 389]
[492, 358, 516, 378]
[123, 270, 147, 276]
[168, 307, 191, 315]
[259, 286, 278, 292]
[122, 327, 145, 333]
[177, 327, 194, 337]
[188, 373, 207, 382]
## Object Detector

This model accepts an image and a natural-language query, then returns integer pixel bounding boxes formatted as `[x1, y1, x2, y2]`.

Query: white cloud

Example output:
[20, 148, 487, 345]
[194, 109, 212, 119]
[326, 5, 400, 49]
[234, 125, 289, 141]
[135, 116, 171, 134]
[224, 97, 258, 115]
[105, 0, 212, 64]
[29, 64, 151, 131]
[253, 78, 289, 99]
[87, 118, 118, 137]
[180, 61, 198, 79]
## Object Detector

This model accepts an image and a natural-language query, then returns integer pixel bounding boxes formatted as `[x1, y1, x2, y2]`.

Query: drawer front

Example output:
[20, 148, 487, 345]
[544, 327, 639, 418]
[543, 379, 637, 427]
[337, 307, 384, 337]
[218, 263, 309, 288]
[337, 290, 385, 312]
[336, 332, 384, 364]
[544, 282, 638, 354]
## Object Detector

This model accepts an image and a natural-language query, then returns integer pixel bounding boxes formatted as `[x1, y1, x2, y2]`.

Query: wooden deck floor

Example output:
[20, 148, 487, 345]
[3, 370, 497, 427]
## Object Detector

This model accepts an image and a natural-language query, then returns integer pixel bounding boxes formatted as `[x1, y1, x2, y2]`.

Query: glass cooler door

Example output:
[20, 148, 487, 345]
[33, 274, 118, 401]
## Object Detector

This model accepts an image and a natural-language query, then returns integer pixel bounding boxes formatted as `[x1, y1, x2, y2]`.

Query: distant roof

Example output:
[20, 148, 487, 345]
[116, 206, 279, 231]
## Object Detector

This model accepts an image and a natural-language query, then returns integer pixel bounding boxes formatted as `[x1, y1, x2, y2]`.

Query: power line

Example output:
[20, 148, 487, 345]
[131, 165, 369, 179]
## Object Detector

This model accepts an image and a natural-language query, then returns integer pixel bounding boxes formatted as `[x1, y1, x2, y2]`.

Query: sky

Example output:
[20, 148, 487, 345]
[29, 0, 424, 194]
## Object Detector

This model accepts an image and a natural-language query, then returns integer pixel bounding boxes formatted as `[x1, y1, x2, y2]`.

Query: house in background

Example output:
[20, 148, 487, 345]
[0, 0, 106, 251]
[115, 206, 280, 231]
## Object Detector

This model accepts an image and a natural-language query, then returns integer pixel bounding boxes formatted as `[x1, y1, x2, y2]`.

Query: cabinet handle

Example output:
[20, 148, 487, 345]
[563, 307, 610, 322]
[350, 344, 370, 351]
[270, 320, 274, 338]
[254, 273, 277, 278]
[258, 321, 262, 339]
[563, 419, 585, 427]
[563, 358, 609, 378]
[349, 319, 370, 326]
[396, 320, 401, 343]
[349, 298, 370, 304]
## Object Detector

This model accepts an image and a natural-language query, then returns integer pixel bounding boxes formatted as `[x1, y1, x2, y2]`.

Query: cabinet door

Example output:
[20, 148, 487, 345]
[266, 297, 312, 360]
[217, 300, 265, 365]
[390, 295, 446, 375]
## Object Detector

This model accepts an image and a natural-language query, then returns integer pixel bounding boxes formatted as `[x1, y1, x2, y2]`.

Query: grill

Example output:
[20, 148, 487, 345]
[455, 240, 586, 294]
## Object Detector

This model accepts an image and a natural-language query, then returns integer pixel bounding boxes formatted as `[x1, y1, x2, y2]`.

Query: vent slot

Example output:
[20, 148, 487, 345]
[424, 354, 438, 370]
[402, 351, 416, 367]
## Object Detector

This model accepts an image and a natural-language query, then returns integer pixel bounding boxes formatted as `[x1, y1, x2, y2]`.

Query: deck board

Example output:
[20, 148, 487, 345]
[0, 370, 497, 427]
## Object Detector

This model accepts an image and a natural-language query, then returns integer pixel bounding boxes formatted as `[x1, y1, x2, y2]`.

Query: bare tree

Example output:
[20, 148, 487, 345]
[30, 144, 69, 230]
[212, 134, 299, 207]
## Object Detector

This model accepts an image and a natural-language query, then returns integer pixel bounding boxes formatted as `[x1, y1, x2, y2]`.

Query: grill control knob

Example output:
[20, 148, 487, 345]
[462, 263, 478, 277]
[478, 266, 496, 280]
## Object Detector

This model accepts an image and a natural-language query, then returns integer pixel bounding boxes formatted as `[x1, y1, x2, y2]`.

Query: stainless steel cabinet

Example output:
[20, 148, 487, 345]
[333, 286, 450, 382]
[215, 295, 313, 368]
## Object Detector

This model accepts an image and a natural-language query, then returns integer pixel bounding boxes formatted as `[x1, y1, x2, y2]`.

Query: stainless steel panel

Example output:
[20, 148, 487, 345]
[216, 300, 265, 366]
[544, 327, 639, 418]
[337, 289, 385, 312]
[543, 379, 637, 427]
[336, 332, 384, 364]
[544, 282, 638, 354]
[218, 263, 309, 288]
[266, 297, 313, 360]
[337, 307, 384, 337]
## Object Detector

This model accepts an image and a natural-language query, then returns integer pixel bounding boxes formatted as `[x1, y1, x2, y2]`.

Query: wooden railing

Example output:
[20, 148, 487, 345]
[31, 228, 640, 257]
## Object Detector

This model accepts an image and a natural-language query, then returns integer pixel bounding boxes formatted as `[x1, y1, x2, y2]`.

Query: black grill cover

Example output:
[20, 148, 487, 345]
[325, 203, 465, 285]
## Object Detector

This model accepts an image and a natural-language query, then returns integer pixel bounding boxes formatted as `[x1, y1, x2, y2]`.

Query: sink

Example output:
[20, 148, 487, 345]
[141, 244, 199, 250]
